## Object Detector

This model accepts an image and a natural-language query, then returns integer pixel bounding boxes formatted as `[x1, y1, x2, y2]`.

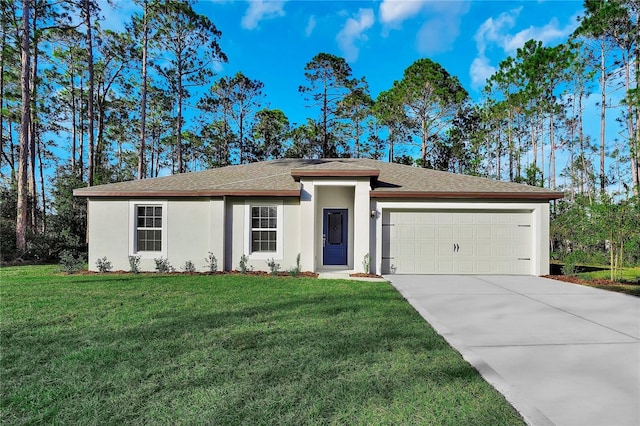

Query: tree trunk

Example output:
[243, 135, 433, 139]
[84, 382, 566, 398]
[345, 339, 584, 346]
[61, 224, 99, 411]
[388, 127, 394, 163]
[37, 133, 46, 233]
[599, 40, 606, 193]
[176, 76, 183, 173]
[85, 0, 95, 186]
[508, 110, 513, 182]
[239, 109, 244, 164]
[578, 91, 592, 204]
[28, 7, 38, 231]
[95, 87, 105, 179]
[420, 118, 427, 168]
[549, 113, 555, 190]
[70, 48, 77, 170]
[137, 0, 148, 179]
[0, 14, 12, 183]
[17, 0, 31, 252]
[624, 44, 639, 194]
[78, 74, 84, 178]
[322, 81, 328, 157]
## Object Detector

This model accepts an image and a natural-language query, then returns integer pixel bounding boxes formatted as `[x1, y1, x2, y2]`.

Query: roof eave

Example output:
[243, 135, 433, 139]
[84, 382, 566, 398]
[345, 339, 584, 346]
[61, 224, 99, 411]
[73, 189, 301, 198]
[371, 191, 564, 200]
[290, 169, 380, 180]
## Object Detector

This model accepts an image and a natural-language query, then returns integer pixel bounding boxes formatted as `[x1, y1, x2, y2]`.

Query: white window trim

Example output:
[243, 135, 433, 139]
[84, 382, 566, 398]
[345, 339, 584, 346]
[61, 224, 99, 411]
[244, 200, 283, 260]
[129, 200, 168, 258]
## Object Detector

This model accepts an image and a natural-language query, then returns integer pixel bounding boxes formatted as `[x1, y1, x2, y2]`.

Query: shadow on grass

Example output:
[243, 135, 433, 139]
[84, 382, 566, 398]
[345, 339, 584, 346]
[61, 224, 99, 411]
[2, 285, 522, 425]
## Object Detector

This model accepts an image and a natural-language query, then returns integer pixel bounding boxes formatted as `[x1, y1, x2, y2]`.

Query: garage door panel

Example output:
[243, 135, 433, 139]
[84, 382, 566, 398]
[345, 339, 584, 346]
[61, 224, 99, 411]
[457, 259, 474, 273]
[399, 242, 416, 255]
[437, 259, 454, 273]
[384, 210, 533, 275]
[418, 242, 436, 256]
[438, 226, 454, 239]
[458, 226, 474, 240]
[438, 243, 453, 256]
[398, 226, 415, 239]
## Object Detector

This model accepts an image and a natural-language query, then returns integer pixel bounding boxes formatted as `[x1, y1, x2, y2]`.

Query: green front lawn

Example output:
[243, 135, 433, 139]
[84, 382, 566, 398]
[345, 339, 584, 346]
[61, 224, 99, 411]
[1, 266, 523, 425]
[577, 267, 640, 297]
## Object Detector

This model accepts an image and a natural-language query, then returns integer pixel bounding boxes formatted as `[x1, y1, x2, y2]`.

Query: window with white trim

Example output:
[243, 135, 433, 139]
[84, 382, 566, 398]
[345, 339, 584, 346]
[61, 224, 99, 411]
[251, 206, 277, 252]
[136, 205, 163, 252]
[245, 201, 283, 259]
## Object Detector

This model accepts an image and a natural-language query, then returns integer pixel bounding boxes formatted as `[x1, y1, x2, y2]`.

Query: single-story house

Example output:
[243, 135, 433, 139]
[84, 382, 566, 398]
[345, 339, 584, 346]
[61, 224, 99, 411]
[73, 158, 563, 275]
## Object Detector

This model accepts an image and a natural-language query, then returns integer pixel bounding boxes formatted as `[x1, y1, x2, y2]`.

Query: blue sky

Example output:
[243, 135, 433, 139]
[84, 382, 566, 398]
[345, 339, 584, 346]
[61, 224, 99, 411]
[103, 0, 584, 129]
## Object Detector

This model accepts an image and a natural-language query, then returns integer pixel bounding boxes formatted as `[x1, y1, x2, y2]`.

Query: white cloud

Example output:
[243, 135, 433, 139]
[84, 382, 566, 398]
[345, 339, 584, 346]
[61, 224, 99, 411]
[379, 0, 428, 26]
[415, 2, 470, 54]
[502, 16, 579, 54]
[470, 56, 496, 89]
[469, 7, 579, 90]
[241, 0, 286, 30]
[474, 7, 522, 56]
[336, 8, 375, 63]
[305, 15, 316, 37]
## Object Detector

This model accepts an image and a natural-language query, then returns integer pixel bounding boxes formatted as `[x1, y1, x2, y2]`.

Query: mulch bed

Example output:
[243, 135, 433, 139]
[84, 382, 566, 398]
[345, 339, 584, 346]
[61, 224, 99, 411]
[349, 273, 384, 278]
[544, 275, 638, 287]
[68, 270, 319, 278]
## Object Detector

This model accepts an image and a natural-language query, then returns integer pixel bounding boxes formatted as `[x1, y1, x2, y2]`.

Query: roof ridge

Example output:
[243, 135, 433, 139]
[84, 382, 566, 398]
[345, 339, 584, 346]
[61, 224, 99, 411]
[215, 171, 293, 188]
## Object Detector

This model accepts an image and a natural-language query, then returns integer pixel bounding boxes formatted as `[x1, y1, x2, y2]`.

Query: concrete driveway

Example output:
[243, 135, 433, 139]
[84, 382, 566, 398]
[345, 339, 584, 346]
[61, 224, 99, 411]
[387, 275, 640, 426]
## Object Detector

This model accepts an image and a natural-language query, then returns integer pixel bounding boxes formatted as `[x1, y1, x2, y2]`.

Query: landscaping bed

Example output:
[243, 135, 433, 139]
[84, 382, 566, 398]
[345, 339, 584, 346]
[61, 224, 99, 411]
[545, 272, 640, 297]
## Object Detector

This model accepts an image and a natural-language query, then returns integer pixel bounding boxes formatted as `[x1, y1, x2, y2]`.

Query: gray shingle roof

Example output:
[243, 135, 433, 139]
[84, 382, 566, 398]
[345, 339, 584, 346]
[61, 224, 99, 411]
[73, 158, 563, 200]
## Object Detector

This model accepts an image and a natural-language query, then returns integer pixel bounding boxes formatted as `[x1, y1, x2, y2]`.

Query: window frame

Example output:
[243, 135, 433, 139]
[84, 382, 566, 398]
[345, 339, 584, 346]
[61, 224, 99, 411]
[129, 200, 168, 258]
[244, 201, 283, 260]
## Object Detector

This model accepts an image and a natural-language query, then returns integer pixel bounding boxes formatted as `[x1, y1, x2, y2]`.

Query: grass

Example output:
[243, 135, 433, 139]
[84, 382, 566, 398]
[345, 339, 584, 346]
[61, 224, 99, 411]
[1, 265, 524, 425]
[576, 267, 640, 297]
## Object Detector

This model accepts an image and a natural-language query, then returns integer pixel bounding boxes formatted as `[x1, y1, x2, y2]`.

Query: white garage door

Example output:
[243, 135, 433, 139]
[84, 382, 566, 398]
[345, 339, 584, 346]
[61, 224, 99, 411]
[382, 210, 533, 274]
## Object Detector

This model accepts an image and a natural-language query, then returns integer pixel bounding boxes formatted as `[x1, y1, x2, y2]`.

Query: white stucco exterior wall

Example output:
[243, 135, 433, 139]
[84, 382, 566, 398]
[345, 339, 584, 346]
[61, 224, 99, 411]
[87, 197, 225, 272]
[87, 199, 130, 271]
[226, 197, 300, 272]
[166, 198, 215, 271]
[299, 183, 315, 272]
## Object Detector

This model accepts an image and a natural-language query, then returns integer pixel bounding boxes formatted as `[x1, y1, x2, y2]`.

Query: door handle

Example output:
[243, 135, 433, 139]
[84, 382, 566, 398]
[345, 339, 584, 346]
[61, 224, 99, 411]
[323, 234, 326, 247]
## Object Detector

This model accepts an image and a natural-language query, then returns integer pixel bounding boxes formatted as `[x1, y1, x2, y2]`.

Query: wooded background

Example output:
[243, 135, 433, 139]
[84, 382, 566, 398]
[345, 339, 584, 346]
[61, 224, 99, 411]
[1, 0, 639, 271]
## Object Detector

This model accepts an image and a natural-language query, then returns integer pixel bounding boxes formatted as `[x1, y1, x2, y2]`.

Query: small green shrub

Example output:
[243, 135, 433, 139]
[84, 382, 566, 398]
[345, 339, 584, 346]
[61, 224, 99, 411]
[154, 257, 173, 273]
[266, 258, 280, 276]
[562, 262, 577, 276]
[182, 260, 196, 273]
[95, 256, 113, 273]
[205, 252, 218, 272]
[128, 255, 141, 273]
[238, 254, 252, 274]
[362, 253, 371, 274]
[288, 253, 301, 277]
[59, 250, 85, 274]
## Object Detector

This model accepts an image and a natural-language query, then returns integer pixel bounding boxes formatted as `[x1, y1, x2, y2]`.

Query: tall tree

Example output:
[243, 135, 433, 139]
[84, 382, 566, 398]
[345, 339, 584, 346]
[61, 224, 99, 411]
[16, 0, 30, 251]
[132, 0, 152, 179]
[574, 0, 622, 193]
[250, 108, 289, 161]
[373, 86, 409, 163]
[153, 0, 226, 173]
[299, 52, 356, 157]
[389, 58, 468, 168]
[337, 79, 373, 158]
[1, 0, 20, 183]
[83, 0, 96, 186]
[202, 72, 265, 164]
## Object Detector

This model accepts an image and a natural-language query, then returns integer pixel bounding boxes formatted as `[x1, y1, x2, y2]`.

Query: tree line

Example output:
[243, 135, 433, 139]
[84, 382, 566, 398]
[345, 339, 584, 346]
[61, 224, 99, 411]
[1, 0, 639, 270]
